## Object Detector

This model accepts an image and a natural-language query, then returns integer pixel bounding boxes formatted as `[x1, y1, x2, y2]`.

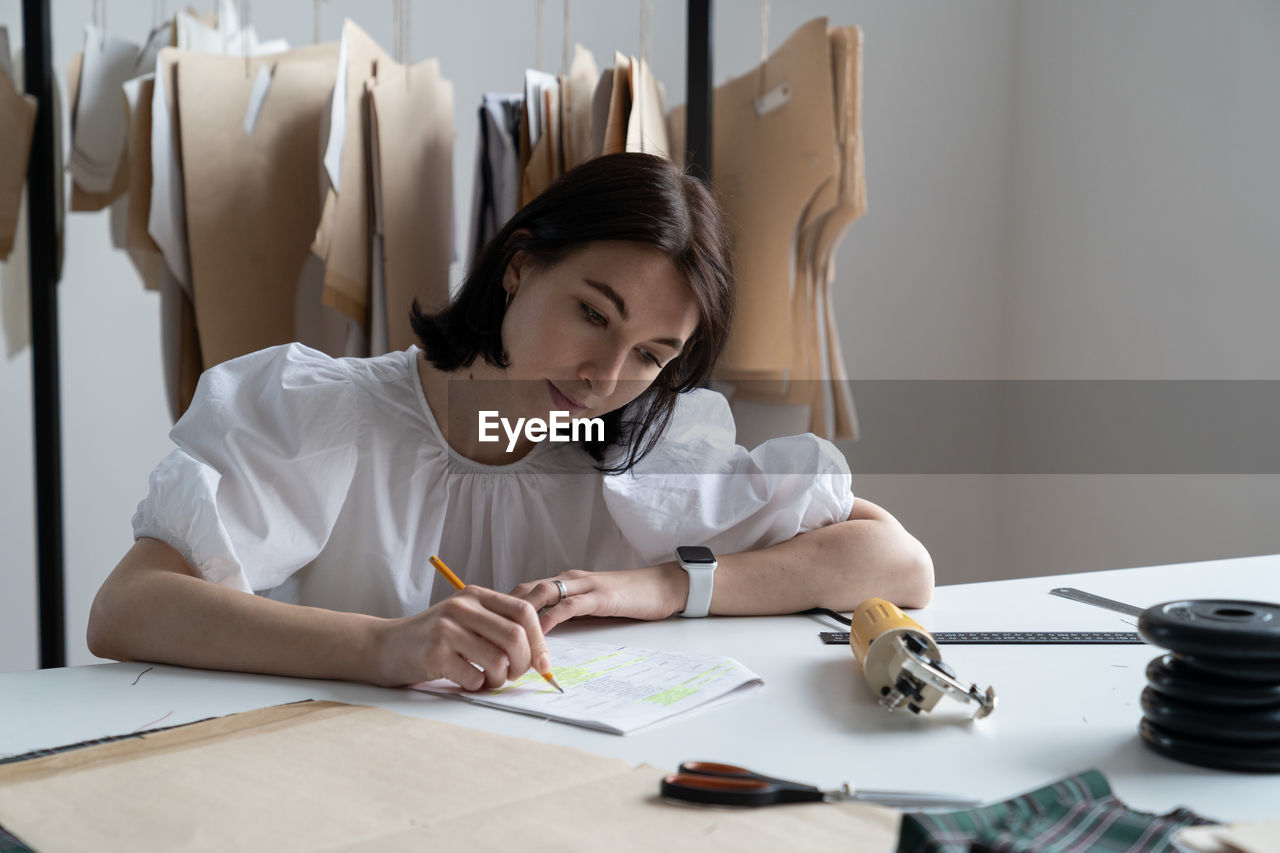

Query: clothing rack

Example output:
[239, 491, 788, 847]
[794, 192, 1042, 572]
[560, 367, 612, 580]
[23, 0, 64, 669]
[21, 1, 714, 669]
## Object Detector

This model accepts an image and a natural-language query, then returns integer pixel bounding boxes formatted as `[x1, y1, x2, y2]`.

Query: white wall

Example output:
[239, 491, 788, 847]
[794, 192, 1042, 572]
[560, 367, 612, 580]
[1, 1, 1276, 672]
[999, 0, 1280, 578]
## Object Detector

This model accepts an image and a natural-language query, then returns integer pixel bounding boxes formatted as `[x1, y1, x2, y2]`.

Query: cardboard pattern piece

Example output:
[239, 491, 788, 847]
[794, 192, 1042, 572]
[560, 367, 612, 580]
[730, 25, 866, 441]
[177, 45, 339, 370]
[560, 44, 600, 171]
[815, 26, 866, 440]
[601, 51, 631, 156]
[709, 17, 837, 374]
[315, 20, 392, 326]
[589, 65, 614, 159]
[114, 76, 167, 298]
[0, 700, 899, 851]
[119, 55, 193, 422]
[0, 58, 36, 259]
[668, 18, 861, 440]
[367, 58, 455, 352]
[146, 48, 204, 420]
[122, 74, 162, 258]
[149, 47, 193, 291]
[625, 56, 669, 159]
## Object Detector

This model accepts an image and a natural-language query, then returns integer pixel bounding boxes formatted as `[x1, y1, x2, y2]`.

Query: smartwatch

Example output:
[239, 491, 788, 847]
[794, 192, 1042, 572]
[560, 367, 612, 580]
[676, 546, 717, 618]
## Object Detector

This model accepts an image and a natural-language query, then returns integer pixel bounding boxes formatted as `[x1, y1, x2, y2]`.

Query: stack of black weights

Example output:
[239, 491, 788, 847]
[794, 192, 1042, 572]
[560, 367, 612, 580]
[1136, 599, 1280, 772]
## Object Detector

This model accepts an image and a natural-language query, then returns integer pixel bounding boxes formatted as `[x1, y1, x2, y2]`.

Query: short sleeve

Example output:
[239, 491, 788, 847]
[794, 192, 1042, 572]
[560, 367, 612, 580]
[132, 344, 359, 593]
[600, 389, 855, 566]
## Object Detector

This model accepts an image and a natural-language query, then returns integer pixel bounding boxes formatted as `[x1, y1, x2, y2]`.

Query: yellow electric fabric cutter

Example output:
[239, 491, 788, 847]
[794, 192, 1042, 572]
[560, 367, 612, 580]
[849, 598, 997, 719]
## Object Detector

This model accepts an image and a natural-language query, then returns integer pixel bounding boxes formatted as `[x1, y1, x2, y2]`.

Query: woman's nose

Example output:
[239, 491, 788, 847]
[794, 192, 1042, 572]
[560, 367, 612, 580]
[579, 345, 630, 398]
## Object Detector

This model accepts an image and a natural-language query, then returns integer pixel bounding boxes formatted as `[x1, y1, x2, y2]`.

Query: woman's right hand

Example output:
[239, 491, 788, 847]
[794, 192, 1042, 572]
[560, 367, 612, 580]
[371, 586, 551, 691]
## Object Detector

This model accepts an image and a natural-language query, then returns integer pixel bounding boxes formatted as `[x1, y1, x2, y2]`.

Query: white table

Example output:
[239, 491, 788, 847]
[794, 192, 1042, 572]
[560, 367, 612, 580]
[3, 555, 1279, 822]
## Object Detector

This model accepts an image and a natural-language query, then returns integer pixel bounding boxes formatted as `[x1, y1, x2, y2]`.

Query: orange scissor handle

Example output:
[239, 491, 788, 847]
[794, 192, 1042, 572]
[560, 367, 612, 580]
[661, 761, 825, 806]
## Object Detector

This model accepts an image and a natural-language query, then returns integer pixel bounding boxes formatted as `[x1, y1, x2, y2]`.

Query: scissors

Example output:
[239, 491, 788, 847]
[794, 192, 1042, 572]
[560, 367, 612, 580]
[660, 761, 981, 810]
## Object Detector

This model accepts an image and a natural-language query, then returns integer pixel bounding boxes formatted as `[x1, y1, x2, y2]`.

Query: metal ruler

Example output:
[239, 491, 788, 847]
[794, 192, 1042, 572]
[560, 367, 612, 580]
[1049, 587, 1145, 617]
[819, 631, 1144, 645]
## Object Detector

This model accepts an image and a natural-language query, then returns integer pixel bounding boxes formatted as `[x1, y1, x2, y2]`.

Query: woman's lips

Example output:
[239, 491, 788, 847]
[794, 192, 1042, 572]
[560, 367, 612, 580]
[548, 381, 586, 415]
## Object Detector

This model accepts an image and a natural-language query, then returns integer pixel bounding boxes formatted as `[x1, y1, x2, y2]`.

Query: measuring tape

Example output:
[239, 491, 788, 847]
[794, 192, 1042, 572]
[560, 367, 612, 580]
[820, 630, 1144, 645]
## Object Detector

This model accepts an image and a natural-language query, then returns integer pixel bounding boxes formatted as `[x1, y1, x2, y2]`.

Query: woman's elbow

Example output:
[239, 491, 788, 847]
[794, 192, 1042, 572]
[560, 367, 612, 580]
[86, 582, 129, 661]
[897, 537, 935, 609]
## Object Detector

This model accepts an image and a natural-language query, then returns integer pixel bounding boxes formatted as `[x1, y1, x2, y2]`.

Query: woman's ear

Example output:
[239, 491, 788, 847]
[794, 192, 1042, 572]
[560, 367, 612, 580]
[502, 250, 525, 297]
[502, 230, 534, 297]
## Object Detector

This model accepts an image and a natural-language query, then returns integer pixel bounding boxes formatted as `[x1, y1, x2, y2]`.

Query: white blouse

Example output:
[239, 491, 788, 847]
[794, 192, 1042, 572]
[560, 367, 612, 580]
[132, 344, 856, 617]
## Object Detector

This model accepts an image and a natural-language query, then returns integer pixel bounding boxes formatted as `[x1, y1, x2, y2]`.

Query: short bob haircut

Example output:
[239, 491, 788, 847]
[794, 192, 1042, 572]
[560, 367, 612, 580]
[410, 153, 734, 474]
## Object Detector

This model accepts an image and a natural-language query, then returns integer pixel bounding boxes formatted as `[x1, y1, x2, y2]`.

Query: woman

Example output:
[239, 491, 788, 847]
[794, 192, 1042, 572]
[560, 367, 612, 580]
[88, 154, 932, 691]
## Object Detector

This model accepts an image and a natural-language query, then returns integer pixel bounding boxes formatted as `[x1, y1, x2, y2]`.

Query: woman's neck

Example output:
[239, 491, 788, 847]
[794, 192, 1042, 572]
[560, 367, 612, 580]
[416, 353, 537, 464]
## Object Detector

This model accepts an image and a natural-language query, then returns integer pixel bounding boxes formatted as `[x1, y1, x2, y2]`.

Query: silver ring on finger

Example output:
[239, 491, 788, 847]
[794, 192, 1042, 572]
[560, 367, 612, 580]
[553, 579, 568, 603]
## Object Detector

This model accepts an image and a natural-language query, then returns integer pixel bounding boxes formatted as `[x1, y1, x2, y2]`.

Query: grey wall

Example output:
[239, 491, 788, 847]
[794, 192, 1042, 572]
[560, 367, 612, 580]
[1, 1, 1277, 672]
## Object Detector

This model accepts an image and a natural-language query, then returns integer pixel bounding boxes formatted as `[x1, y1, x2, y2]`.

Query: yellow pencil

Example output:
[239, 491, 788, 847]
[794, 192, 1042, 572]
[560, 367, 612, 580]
[428, 555, 565, 694]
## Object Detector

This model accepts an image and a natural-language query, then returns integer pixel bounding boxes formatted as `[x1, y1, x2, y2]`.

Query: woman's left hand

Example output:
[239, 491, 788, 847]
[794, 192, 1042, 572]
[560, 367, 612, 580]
[510, 565, 690, 633]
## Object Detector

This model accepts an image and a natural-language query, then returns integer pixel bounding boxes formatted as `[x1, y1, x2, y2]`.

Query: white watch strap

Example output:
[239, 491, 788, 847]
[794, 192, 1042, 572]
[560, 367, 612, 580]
[679, 561, 716, 618]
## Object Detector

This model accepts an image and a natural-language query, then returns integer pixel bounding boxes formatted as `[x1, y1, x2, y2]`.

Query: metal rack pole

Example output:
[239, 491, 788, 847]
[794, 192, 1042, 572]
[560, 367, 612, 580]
[22, 0, 66, 669]
[686, 0, 712, 183]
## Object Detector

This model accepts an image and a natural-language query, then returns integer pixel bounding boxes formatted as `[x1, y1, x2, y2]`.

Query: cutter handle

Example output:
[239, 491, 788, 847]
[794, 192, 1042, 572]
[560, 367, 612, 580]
[849, 597, 930, 671]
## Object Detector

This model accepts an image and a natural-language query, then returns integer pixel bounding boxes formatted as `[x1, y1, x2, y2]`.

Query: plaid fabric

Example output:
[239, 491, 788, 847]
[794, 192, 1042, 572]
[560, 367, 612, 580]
[897, 769, 1215, 853]
[0, 830, 32, 853]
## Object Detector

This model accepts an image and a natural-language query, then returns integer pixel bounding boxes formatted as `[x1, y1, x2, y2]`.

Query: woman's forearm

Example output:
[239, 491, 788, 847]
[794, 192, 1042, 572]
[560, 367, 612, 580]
[704, 513, 934, 616]
[508, 504, 935, 630]
[87, 538, 385, 684]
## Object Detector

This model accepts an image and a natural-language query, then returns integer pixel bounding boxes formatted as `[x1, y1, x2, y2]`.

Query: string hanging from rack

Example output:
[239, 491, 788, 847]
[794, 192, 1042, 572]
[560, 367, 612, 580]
[640, 0, 653, 67]
[393, 0, 401, 64]
[393, 0, 412, 82]
[561, 0, 570, 76]
[760, 0, 771, 63]
[534, 0, 546, 71]
[240, 0, 250, 77]
[313, 0, 330, 45]
[758, 0, 770, 95]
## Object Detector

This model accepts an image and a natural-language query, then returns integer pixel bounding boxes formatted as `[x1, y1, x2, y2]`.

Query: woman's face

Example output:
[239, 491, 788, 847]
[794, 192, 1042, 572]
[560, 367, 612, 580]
[500, 240, 700, 420]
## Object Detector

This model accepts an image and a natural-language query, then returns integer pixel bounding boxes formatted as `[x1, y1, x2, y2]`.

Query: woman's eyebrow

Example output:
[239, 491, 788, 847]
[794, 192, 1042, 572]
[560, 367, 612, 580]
[583, 278, 686, 351]
[584, 278, 629, 319]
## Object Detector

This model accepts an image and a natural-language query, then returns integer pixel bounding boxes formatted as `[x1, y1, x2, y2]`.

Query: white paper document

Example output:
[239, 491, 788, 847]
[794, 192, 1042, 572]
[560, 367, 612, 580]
[412, 638, 764, 735]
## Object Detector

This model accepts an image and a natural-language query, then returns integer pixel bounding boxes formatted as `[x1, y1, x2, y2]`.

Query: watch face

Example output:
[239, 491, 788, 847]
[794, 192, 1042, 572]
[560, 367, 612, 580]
[677, 546, 716, 565]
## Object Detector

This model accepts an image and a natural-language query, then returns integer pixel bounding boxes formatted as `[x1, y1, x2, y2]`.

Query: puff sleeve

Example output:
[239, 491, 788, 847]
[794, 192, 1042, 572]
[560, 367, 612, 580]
[131, 344, 359, 593]
[600, 389, 855, 566]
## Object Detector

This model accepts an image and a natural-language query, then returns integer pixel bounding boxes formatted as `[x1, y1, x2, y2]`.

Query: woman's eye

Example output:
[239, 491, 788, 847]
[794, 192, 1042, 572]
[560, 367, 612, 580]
[637, 349, 662, 368]
[579, 303, 607, 326]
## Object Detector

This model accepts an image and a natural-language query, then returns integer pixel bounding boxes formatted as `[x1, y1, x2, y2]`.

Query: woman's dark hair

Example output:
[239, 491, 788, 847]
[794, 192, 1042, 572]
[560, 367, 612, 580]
[410, 152, 734, 474]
